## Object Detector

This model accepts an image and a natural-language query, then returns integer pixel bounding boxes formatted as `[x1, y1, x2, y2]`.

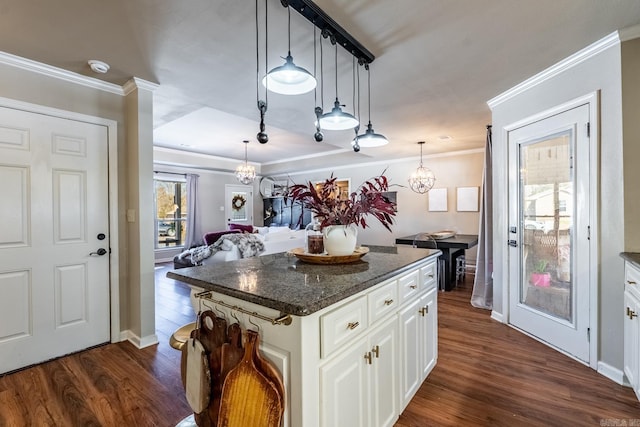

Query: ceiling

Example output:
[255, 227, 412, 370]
[1, 1, 639, 167]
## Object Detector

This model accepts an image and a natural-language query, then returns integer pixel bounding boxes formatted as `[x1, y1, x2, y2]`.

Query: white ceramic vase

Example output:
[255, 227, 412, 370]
[323, 224, 358, 256]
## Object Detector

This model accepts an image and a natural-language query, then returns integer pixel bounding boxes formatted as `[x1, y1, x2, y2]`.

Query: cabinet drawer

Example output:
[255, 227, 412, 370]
[399, 270, 420, 303]
[321, 296, 368, 358]
[420, 262, 437, 291]
[368, 279, 398, 325]
[626, 262, 640, 294]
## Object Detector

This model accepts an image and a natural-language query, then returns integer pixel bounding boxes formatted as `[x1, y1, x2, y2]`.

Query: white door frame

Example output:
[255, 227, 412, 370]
[0, 96, 120, 343]
[501, 92, 599, 369]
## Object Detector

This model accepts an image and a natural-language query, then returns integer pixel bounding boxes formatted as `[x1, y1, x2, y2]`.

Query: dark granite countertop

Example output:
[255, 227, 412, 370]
[167, 245, 440, 316]
[621, 252, 640, 269]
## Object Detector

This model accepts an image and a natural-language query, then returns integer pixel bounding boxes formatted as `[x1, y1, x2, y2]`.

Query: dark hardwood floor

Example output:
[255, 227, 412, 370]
[0, 262, 638, 426]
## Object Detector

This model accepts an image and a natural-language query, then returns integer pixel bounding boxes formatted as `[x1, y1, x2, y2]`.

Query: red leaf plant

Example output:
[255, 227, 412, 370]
[286, 171, 397, 231]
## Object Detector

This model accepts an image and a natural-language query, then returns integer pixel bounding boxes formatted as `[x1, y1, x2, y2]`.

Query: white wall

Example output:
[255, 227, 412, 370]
[489, 41, 625, 369]
[270, 150, 485, 258]
[154, 148, 485, 263]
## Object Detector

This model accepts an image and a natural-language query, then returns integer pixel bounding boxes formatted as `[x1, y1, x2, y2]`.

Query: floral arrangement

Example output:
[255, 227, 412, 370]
[286, 172, 397, 231]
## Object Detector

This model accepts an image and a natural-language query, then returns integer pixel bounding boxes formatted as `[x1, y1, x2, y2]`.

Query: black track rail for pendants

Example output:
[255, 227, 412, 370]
[282, 0, 375, 64]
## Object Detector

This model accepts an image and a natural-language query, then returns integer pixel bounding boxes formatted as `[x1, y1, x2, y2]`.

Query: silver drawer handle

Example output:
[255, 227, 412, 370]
[347, 321, 360, 330]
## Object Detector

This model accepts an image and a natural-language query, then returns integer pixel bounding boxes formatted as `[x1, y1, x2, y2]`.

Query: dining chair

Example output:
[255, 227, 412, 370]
[412, 232, 438, 249]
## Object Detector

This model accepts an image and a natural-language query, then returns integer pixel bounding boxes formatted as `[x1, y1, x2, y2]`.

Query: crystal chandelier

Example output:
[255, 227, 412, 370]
[235, 140, 256, 185]
[408, 141, 435, 194]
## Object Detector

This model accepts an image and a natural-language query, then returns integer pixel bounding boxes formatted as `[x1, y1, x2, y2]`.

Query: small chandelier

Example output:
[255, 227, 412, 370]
[236, 140, 256, 185]
[408, 141, 435, 194]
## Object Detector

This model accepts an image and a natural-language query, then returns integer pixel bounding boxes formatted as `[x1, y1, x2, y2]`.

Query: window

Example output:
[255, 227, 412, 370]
[154, 178, 187, 249]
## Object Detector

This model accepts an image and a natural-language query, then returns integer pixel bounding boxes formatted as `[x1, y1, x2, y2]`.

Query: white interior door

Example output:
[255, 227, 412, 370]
[0, 107, 110, 373]
[508, 104, 591, 363]
[225, 184, 253, 227]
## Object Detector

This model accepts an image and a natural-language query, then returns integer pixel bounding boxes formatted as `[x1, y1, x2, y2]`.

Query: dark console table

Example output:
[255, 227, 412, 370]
[395, 234, 479, 291]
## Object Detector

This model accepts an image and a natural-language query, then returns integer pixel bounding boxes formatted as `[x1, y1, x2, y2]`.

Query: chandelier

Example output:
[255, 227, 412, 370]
[236, 140, 256, 185]
[408, 141, 435, 194]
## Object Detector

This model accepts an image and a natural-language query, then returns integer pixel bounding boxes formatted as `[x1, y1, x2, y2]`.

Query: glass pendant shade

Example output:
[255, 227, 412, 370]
[408, 141, 435, 194]
[319, 98, 359, 130]
[262, 53, 316, 95]
[353, 121, 388, 147]
[236, 140, 256, 185]
[408, 165, 436, 193]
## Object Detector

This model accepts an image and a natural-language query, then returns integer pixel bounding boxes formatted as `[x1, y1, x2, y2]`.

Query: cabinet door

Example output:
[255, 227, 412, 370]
[320, 337, 370, 427]
[420, 288, 438, 379]
[368, 318, 399, 427]
[399, 298, 421, 410]
[624, 290, 639, 392]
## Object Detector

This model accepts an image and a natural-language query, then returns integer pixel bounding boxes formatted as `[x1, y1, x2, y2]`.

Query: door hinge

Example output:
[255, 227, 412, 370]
[586, 122, 590, 137]
[587, 226, 590, 241]
[587, 327, 590, 342]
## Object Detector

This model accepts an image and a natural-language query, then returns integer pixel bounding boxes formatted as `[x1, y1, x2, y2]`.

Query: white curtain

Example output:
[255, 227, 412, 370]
[471, 125, 493, 309]
[184, 174, 201, 249]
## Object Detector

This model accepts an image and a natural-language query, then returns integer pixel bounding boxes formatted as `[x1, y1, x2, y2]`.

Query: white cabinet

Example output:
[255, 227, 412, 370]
[623, 260, 640, 400]
[319, 259, 438, 427]
[399, 287, 438, 410]
[188, 255, 439, 427]
[320, 318, 399, 427]
[320, 336, 370, 427]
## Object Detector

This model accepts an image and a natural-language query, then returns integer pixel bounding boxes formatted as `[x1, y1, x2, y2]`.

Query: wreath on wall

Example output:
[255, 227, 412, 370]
[232, 194, 246, 211]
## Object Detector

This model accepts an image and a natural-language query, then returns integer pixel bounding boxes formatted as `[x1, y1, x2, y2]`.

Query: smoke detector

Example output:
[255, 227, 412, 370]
[88, 60, 110, 74]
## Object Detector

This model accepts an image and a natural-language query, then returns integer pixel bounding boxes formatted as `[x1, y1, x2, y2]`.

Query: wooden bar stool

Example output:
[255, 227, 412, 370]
[170, 322, 196, 351]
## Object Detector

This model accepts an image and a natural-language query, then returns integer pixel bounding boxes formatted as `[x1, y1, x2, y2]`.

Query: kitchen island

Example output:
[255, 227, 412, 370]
[168, 245, 440, 427]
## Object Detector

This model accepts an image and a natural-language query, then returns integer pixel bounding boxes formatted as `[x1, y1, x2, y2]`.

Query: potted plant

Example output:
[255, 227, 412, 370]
[530, 259, 551, 287]
[287, 172, 397, 255]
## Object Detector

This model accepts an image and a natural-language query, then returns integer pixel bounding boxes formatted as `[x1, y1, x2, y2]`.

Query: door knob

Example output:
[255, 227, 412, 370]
[90, 248, 107, 256]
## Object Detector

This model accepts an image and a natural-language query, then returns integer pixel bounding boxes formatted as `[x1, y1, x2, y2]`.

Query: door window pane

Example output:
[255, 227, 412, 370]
[519, 132, 573, 322]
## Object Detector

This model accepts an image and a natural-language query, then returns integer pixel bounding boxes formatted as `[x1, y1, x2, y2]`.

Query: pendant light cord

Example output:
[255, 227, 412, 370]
[287, 6, 291, 55]
[367, 64, 371, 124]
[334, 43, 338, 100]
[356, 61, 361, 123]
[352, 56, 356, 120]
[255, 0, 268, 108]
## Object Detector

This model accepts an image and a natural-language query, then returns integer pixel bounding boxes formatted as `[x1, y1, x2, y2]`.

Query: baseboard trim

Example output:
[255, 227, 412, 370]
[490, 310, 504, 323]
[120, 330, 159, 349]
[598, 361, 627, 386]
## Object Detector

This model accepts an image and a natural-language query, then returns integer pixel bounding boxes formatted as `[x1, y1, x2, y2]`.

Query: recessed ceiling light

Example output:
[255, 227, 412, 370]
[438, 135, 452, 141]
[88, 59, 110, 74]
[179, 143, 192, 147]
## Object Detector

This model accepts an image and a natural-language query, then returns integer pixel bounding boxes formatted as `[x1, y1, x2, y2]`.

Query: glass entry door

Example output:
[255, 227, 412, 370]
[508, 104, 591, 363]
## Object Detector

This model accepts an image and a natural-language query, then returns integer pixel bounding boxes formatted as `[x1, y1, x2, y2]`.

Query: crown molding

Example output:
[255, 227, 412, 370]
[123, 77, 159, 95]
[0, 51, 125, 95]
[619, 23, 640, 42]
[278, 147, 485, 178]
[487, 31, 620, 109]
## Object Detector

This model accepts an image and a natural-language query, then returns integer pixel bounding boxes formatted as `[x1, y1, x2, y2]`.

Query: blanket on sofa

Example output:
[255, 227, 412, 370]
[178, 233, 265, 266]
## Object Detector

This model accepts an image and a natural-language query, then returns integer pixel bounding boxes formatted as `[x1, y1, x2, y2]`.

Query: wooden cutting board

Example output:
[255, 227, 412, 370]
[220, 323, 244, 385]
[184, 337, 211, 415]
[247, 330, 285, 410]
[217, 331, 283, 427]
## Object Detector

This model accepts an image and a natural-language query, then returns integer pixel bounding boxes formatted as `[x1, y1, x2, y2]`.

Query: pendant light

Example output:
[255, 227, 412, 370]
[319, 43, 359, 131]
[236, 140, 256, 185]
[352, 64, 388, 147]
[408, 141, 436, 194]
[262, 3, 316, 95]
